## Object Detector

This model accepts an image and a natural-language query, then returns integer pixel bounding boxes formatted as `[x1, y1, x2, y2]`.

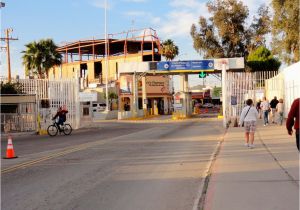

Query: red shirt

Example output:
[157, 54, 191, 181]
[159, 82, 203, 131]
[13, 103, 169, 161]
[286, 98, 299, 131]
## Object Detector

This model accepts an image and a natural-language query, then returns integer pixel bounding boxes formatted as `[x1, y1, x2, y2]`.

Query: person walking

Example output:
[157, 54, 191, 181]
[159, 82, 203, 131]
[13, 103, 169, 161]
[239, 99, 258, 148]
[260, 97, 270, 126]
[256, 99, 262, 119]
[276, 99, 284, 125]
[270, 96, 279, 123]
[286, 98, 299, 151]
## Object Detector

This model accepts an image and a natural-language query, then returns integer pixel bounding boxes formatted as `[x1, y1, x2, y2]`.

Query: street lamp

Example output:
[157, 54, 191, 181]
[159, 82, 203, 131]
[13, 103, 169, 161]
[104, 0, 109, 111]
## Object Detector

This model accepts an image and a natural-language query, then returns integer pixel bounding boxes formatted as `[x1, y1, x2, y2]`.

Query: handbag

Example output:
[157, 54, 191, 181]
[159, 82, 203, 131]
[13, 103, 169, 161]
[242, 106, 251, 127]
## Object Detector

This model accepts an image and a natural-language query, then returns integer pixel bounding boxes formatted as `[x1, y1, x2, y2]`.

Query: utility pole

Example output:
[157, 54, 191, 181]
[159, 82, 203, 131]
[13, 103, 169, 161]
[1, 28, 18, 81]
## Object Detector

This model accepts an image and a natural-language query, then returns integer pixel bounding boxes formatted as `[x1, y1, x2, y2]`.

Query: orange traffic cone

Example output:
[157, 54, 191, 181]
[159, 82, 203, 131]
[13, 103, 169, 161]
[3, 135, 18, 159]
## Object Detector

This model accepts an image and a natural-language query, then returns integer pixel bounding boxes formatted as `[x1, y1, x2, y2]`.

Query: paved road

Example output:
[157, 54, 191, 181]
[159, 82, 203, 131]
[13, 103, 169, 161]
[1, 119, 224, 210]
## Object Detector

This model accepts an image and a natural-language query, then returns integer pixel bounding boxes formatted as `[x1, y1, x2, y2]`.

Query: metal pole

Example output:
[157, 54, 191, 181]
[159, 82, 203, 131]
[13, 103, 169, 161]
[6, 29, 11, 81]
[105, 0, 109, 111]
[222, 62, 227, 128]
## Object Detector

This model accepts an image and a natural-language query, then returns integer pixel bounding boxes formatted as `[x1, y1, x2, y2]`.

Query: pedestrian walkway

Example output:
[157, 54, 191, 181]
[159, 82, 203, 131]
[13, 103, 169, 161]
[204, 120, 299, 210]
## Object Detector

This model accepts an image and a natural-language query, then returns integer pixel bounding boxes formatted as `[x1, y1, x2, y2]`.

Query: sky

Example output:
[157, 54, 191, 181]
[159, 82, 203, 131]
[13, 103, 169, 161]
[0, 0, 271, 88]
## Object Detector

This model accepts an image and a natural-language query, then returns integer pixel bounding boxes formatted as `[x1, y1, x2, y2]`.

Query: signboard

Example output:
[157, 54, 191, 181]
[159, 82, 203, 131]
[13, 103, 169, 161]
[119, 75, 132, 94]
[138, 76, 170, 94]
[173, 103, 183, 110]
[231, 96, 237, 105]
[199, 71, 206, 78]
[79, 92, 97, 102]
[157, 60, 214, 72]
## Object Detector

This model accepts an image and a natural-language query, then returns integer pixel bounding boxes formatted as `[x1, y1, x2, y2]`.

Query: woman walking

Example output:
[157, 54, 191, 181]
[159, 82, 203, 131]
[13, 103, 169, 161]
[260, 97, 270, 126]
[276, 99, 284, 125]
[239, 99, 259, 148]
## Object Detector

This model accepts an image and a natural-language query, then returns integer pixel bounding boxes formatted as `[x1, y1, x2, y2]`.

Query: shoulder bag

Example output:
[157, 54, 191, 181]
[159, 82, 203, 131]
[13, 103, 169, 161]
[242, 106, 251, 127]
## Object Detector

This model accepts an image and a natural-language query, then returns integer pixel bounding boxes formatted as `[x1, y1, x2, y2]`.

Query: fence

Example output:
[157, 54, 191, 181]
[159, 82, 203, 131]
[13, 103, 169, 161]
[1, 78, 80, 132]
[225, 71, 279, 121]
[266, 63, 300, 118]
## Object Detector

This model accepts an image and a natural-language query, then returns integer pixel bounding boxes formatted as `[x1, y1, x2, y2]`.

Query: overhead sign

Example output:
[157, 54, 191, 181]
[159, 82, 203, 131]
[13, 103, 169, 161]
[157, 60, 214, 72]
[199, 71, 206, 78]
[79, 92, 97, 102]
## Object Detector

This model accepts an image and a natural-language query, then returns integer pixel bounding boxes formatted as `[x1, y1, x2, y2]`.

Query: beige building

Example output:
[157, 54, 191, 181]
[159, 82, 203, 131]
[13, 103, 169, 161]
[49, 28, 161, 89]
[119, 75, 173, 115]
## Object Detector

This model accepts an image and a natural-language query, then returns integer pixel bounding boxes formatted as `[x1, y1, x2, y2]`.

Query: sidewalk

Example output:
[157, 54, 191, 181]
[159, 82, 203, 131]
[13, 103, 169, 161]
[204, 120, 299, 210]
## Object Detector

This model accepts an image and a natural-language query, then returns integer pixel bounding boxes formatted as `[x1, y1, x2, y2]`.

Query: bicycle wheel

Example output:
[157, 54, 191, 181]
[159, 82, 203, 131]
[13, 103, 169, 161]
[47, 125, 58, 136]
[63, 124, 72, 135]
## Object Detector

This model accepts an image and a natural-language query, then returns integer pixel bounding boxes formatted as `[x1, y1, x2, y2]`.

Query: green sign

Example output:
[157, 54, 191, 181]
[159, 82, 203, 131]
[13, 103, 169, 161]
[199, 71, 206, 78]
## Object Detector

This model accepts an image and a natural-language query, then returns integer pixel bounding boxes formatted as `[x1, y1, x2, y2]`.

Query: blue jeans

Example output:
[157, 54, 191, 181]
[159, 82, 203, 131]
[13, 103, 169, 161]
[278, 112, 283, 125]
[263, 111, 269, 125]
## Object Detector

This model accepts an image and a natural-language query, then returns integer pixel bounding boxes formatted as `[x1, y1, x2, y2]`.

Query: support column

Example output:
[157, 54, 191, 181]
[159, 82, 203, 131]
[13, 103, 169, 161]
[222, 63, 227, 127]
[132, 72, 139, 117]
[164, 96, 168, 115]
[142, 76, 147, 115]
[179, 74, 190, 117]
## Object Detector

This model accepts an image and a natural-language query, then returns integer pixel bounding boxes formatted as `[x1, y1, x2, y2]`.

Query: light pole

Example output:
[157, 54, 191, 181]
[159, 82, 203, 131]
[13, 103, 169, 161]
[104, 0, 109, 111]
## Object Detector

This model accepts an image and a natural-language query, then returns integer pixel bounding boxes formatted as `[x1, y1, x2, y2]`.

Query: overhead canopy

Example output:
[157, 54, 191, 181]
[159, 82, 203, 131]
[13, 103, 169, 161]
[0, 95, 36, 104]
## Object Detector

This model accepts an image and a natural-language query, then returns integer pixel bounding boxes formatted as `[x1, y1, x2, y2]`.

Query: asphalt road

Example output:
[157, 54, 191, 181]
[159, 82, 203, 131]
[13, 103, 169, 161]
[1, 119, 224, 210]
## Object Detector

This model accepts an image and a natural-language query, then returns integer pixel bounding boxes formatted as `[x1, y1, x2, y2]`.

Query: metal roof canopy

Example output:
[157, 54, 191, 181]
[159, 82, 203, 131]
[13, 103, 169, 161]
[118, 57, 245, 75]
[0, 94, 36, 104]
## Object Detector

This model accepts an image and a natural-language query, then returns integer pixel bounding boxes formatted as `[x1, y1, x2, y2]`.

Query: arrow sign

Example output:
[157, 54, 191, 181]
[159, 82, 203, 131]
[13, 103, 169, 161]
[199, 71, 206, 78]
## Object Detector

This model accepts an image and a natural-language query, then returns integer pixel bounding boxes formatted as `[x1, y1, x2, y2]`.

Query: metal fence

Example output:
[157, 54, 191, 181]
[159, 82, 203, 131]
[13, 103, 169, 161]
[1, 78, 80, 131]
[1, 113, 36, 132]
[225, 71, 279, 120]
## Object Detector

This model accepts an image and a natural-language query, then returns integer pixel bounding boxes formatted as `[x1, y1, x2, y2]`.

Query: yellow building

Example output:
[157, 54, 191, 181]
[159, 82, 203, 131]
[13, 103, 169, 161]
[49, 28, 161, 88]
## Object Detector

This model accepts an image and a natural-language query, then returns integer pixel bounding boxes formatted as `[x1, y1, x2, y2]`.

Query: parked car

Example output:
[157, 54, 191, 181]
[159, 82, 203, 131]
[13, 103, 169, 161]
[92, 103, 106, 112]
[202, 103, 214, 108]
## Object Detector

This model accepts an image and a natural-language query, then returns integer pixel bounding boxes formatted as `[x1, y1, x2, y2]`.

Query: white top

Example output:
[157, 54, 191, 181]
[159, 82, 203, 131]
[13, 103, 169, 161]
[276, 103, 284, 113]
[239, 106, 258, 124]
[260, 101, 270, 111]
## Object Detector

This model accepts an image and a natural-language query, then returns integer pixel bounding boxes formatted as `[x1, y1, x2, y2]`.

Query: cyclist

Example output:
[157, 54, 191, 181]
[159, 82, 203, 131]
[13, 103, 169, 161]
[52, 106, 68, 131]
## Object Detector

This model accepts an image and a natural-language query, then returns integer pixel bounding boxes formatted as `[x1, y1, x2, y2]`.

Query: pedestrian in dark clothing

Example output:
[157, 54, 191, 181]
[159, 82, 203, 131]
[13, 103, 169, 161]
[256, 100, 262, 119]
[286, 98, 299, 151]
[52, 106, 68, 131]
[270, 96, 279, 123]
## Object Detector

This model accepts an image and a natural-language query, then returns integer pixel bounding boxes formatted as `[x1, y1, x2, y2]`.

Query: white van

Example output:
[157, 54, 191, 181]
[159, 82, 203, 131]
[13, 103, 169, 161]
[92, 103, 106, 112]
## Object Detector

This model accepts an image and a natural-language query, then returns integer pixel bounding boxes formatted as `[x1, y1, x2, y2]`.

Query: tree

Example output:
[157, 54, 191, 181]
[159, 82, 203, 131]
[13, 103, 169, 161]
[190, 0, 271, 59]
[22, 39, 62, 78]
[0, 82, 23, 113]
[271, 0, 299, 64]
[161, 39, 179, 61]
[247, 46, 281, 71]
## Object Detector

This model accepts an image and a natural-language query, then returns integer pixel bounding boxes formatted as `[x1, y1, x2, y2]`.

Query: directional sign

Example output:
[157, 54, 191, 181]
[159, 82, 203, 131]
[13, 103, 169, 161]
[199, 71, 206, 78]
[157, 60, 214, 72]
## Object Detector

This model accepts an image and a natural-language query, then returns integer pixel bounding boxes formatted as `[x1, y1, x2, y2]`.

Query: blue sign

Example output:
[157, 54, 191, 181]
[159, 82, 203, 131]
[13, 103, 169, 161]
[157, 60, 214, 71]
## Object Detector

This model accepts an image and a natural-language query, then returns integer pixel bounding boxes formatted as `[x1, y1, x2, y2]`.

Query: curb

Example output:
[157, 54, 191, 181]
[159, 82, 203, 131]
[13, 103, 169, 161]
[193, 126, 228, 210]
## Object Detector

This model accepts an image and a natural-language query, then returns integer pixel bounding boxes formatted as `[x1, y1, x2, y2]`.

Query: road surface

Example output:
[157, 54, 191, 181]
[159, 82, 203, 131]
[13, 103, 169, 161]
[1, 119, 224, 210]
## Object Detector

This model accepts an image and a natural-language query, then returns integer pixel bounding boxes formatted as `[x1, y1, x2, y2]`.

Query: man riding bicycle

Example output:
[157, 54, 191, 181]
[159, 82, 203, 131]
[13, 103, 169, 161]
[52, 106, 68, 131]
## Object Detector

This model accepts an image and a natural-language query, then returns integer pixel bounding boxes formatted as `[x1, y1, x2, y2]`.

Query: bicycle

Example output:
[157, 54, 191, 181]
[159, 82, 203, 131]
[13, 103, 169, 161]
[47, 120, 72, 136]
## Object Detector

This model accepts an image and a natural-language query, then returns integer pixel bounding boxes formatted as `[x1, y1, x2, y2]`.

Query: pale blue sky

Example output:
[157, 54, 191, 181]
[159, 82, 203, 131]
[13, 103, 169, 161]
[0, 0, 269, 87]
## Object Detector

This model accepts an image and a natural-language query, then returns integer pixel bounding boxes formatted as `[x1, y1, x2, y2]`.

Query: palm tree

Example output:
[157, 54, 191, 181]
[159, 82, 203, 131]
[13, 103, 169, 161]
[22, 39, 62, 78]
[22, 41, 43, 78]
[161, 39, 179, 61]
[40, 39, 62, 78]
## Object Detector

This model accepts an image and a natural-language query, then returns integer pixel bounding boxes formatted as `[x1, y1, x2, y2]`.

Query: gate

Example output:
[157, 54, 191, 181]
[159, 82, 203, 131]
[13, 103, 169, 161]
[225, 71, 279, 121]
[1, 78, 80, 132]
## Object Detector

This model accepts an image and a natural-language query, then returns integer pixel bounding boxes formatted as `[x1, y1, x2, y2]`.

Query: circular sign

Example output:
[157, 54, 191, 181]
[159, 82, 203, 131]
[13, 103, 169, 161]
[164, 63, 169, 69]
[208, 62, 213, 68]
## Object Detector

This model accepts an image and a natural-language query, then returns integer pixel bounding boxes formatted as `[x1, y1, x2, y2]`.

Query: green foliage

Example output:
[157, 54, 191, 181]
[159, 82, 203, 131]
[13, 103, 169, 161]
[0, 82, 23, 95]
[22, 39, 62, 78]
[161, 39, 179, 61]
[191, 0, 271, 59]
[212, 87, 222, 97]
[0, 82, 24, 113]
[271, 0, 299, 64]
[247, 46, 281, 71]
